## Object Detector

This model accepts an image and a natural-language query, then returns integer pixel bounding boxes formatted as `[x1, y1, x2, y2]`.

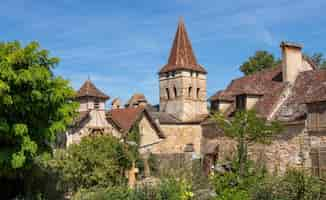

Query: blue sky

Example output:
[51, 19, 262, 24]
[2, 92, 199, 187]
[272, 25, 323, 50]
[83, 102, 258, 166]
[1, 0, 326, 105]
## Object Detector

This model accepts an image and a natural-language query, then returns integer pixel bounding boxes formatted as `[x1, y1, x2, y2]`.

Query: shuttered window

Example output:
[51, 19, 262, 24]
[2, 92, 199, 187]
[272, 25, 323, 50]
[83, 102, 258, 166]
[310, 147, 326, 179]
[307, 103, 326, 132]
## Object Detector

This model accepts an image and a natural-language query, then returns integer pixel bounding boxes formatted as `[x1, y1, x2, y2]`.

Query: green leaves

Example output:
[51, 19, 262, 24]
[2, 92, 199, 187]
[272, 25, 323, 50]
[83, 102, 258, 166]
[44, 136, 133, 193]
[0, 41, 77, 173]
[240, 51, 280, 75]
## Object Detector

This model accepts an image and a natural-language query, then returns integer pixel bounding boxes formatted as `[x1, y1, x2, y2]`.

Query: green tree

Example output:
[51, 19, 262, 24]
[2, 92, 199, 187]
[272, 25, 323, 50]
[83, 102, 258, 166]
[0, 41, 78, 197]
[44, 135, 133, 193]
[211, 110, 282, 177]
[309, 53, 326, 69]
[240, 51, 281, 75]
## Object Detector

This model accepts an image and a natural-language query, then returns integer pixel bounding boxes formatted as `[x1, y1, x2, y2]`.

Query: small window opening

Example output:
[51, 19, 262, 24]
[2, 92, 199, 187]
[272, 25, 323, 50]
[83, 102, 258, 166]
[174, 86, 177, 98]
[188, 87, 192, 97]
[196, 88, 200, 99]
[94, 100, 100, 109]
[166, 88, 170, 100]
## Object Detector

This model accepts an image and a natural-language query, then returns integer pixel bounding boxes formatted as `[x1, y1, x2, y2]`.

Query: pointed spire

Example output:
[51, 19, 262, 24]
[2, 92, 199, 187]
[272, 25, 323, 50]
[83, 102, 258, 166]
[159, 17, 206, 74]
[76, 79, 110, 100]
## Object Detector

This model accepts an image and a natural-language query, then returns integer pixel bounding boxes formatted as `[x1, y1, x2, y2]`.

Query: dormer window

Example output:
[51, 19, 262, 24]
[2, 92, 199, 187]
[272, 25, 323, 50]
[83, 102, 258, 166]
[236, 95, 246, 110]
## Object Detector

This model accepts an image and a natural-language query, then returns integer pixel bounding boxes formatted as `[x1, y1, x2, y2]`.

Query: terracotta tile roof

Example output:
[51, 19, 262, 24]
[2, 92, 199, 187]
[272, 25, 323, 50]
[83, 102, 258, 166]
[72, 111, 90, 126]
[275, 69, 326, 121]
[148, 110, 208, 125]
[125, 93, 147, 107]
[209, 67, 286, 118]
[209, 90, 233, 102]
[76, 80, 109, 100]
[303, 82, 326, 103]
[159, 18, 206, 74]
[107, 107, 165, 138]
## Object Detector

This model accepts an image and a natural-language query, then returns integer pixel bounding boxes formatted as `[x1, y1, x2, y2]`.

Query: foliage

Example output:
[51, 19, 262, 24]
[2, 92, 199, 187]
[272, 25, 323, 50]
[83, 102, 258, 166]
[211, 110, 282, 176]
[251, 168, 326, 200]
[148, 153, 159, 176]
[43, 135, 133, 193]
[210, 159, 267, 200]
[307, 53, 326, 69]
[72, 177, 193, 200]
[0, 40, 78, 198]
[240, 51, 281, 75]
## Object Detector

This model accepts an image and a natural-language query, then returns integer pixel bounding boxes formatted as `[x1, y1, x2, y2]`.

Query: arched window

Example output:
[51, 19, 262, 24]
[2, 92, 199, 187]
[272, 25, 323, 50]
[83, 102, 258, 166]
[173, 86, 177, 98]
[188, 86, 192, 97]
[196, 88, 200, 99]
[166, 88, 170, 100]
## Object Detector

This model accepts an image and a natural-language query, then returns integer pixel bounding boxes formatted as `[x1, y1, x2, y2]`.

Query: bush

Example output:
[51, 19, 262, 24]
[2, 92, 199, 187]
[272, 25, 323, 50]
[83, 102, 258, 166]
[251, 168, 326, 200]
[43, 135, 133, 194]
[72, 177, 193, 200]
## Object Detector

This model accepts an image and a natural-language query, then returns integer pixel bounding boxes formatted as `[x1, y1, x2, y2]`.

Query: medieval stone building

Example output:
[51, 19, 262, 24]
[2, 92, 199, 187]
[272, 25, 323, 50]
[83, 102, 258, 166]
[65, 18, 326, 177]
[202, 42, 326, 176]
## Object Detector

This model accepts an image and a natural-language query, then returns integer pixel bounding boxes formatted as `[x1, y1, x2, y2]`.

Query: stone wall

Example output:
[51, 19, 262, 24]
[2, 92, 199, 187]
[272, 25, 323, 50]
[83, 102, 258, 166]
[66, 110, 120, 146]
[152, 124, 202, 155]
[201, 122, 326, 174]
[138, 116, 162, 154]
[159, 70, 207, 121]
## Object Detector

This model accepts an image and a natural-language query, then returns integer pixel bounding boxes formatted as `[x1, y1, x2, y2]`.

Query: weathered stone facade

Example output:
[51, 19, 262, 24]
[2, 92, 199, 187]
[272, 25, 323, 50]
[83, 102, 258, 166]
[152, 124, 202, 155]
[159, 71, 208, 122]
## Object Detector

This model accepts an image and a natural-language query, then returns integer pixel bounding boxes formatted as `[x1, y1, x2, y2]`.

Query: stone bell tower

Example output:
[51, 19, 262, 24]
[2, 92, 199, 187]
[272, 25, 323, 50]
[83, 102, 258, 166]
[159, 18, 208, 121]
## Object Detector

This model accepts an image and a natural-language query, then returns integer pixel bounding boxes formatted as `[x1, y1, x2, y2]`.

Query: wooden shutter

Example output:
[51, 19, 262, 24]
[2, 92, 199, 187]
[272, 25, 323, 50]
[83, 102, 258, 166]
[310, 147, 326, 179]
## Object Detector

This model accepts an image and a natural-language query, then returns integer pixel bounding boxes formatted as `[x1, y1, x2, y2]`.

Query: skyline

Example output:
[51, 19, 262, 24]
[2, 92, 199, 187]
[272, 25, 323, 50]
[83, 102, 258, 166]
[1, 0, 326, 105]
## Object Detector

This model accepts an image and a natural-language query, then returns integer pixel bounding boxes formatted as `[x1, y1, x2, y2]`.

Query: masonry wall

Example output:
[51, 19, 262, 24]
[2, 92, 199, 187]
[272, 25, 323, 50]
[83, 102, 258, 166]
[159, 71, 208, 121]
[66, 110, 120, 146]
[201, 122, 326, 174]
[152, 124, 202, 155]
[138, 116, 162, 154]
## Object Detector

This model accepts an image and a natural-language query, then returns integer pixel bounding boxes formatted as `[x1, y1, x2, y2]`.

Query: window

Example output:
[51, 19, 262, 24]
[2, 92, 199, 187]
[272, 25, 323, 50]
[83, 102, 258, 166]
[196, 88, 200, 99]
[94, 100, 100, 109]
[188, 87, 192, 97]
[236, 95, 246, 110]
[173, 86, 177, 98]
[196, 72, 199, 77]
[310, 147, 326, 179]
[307, 103, 326, 132]
[190, 71, 193, 77]
[166, 88, 170, 100]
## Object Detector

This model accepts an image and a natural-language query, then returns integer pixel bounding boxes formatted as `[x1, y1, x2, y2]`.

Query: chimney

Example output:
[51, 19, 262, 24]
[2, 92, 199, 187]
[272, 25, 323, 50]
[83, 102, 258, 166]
[280, 41, 303, 84]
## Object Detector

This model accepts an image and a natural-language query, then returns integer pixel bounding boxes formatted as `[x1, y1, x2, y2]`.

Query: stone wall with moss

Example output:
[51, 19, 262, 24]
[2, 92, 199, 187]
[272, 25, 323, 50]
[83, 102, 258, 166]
[201, 122, 326, 174]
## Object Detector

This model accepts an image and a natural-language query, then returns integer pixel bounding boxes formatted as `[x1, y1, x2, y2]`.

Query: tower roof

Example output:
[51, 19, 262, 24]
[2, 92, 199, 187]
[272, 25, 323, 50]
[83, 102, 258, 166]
[76, 79, 110, 100]
[159, 18, 206, 74]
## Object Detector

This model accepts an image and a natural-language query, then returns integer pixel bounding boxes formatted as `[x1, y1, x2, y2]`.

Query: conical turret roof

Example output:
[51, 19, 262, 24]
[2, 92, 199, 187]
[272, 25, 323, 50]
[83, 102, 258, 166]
[159, 18, 206, 74]
[76, 79, 110, 100]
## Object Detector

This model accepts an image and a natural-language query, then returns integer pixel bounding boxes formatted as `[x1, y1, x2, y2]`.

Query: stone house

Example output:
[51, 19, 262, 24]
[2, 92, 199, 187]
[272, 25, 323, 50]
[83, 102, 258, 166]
[202, 41, 326, 176]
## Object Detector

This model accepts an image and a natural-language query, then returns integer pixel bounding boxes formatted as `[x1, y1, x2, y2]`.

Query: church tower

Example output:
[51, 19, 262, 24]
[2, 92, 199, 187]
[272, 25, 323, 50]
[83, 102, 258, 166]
[159, 18, 208, 121]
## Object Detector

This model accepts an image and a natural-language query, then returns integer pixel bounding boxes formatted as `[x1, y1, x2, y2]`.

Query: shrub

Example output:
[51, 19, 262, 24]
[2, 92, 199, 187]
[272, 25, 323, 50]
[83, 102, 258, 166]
[251, 168, 326, 200]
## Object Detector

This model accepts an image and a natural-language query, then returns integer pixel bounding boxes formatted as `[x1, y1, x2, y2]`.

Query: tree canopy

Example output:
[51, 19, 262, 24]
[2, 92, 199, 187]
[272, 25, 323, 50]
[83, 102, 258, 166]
[309, 53, 326, 69]
[44, 135, 133, 194]
[0, 41, 78, 173]
[240, 51, 281, 75]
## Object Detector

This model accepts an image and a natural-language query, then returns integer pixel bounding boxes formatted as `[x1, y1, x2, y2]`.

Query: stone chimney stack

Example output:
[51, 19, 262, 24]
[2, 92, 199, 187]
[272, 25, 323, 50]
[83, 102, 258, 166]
[111, 98, 121, 109]
[280, 41, 303, 84]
